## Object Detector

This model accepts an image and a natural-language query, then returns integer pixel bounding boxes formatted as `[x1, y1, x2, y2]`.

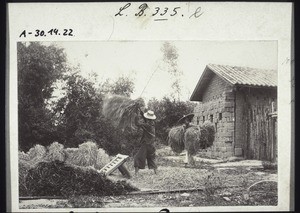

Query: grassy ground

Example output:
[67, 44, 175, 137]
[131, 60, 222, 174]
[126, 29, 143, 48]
[19, 147, 278, 209]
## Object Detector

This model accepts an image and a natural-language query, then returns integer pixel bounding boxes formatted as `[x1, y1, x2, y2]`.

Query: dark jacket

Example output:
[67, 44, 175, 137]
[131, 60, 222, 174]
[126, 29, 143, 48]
[135, 115, 155, 144]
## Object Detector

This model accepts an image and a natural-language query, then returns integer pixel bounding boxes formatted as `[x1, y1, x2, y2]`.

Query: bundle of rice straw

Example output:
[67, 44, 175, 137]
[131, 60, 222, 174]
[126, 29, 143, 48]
[199, 127, 209, 149]
[19, 151, 30, 161]
[19, 145, 47, 196]
[64, 147, 78, 156]
[168, 121, 215, 156]
[184, 126, 201, 156]
[26, 144, 47, 166]
[24, 160, 138, 197]
[95, 148, 111, 170]
[202, 121, 215, 147]
[168, 126, 185, 153]
[65, 141, 98, 168]
[45, 142, 66, 162]
[102, 95, 144, 131]
[19, 159, 31, 196]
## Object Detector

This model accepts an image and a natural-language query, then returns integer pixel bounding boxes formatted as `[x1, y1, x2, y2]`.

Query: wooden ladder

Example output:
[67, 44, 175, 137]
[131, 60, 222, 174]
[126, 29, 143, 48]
[98, 154, 130, 177]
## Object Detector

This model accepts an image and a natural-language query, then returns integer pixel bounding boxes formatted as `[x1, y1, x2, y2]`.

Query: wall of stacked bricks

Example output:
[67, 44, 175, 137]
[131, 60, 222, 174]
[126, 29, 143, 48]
[192, 74, 235, 159]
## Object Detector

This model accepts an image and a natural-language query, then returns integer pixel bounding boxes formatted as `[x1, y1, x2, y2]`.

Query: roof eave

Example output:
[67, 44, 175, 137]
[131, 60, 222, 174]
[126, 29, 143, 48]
[190, 66, 210, 101]
[235, 84, 277, 89]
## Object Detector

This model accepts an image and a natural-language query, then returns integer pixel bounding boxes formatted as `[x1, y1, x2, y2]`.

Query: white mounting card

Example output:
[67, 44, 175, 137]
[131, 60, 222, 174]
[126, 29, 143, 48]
[7, 2, 293, 212]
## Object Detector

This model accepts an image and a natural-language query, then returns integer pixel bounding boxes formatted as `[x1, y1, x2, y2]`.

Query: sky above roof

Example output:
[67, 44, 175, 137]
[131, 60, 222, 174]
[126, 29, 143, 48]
[51, 40, 277, 102]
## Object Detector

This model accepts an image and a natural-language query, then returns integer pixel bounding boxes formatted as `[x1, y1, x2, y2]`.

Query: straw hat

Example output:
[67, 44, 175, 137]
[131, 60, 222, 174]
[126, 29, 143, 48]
[144, 110, 156, 120]
[177, 113, 194, 124]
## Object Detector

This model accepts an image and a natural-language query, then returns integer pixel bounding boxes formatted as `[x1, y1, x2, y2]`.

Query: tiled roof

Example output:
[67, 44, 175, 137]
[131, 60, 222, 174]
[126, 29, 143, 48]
[190, 64, 277, 101]
[207, 64, 277, 87]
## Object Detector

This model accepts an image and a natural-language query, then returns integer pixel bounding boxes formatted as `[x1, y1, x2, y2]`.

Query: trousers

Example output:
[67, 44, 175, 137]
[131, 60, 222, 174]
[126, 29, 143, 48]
[134, 143, 157, 169]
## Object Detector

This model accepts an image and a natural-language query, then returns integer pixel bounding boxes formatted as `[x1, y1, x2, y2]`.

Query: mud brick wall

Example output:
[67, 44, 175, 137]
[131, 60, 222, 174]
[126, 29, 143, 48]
[202, 73, 232, 102]
[192, 74, 235, 159]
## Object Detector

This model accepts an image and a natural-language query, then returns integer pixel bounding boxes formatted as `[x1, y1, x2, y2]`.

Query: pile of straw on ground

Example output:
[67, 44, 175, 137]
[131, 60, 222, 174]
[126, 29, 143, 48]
[19, 159, 32, 196]
[19, 144, 48, 196]
[24, 160, 138, 197]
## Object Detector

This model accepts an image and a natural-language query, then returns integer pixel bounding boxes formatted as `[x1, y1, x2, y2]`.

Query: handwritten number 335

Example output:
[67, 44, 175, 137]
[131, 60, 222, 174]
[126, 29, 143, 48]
[135, 4, 180, 17]
[152, 7, 180, 16]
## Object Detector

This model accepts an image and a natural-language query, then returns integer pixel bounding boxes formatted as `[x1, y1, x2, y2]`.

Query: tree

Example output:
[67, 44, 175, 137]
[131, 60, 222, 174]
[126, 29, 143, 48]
[160, 42, 183, 101]
[54, 73, 140, 156]
[100, 76, 135, 97]
[18, 42, 67, 151]
[54, 73, 103, 147]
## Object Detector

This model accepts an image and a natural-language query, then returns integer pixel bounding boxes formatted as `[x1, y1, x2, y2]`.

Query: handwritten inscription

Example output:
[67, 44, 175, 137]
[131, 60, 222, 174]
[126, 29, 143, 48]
[19, 28, 74, 38]
[115, 3, 204, 21]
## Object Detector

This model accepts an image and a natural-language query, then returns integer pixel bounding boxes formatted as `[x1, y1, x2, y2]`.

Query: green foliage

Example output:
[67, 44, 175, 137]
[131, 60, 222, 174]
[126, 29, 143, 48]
[148, 96, 196, 144]
[18, 42, 68, 151]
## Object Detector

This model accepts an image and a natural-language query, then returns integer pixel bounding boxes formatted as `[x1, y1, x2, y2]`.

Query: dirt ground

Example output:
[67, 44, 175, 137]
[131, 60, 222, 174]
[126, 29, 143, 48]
[19, 147, 278, 209]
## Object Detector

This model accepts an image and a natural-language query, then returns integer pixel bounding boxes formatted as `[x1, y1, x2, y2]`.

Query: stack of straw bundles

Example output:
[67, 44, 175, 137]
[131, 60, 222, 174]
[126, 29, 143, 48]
[65, 141, 98, 167]
[102, 95, 145, 131]
[167, 126, 185, 154]
[168, 121, 215, 155]
[184, 126, 201, 156]
[45, 142, 66, 162]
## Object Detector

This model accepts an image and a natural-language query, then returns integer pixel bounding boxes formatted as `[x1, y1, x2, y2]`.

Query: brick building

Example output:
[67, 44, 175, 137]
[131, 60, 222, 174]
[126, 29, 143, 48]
[190, 64, 277, 161]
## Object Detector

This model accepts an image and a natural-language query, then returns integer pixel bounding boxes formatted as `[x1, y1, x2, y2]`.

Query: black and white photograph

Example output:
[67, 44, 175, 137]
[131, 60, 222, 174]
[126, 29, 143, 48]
[7, 2, 293, 212]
